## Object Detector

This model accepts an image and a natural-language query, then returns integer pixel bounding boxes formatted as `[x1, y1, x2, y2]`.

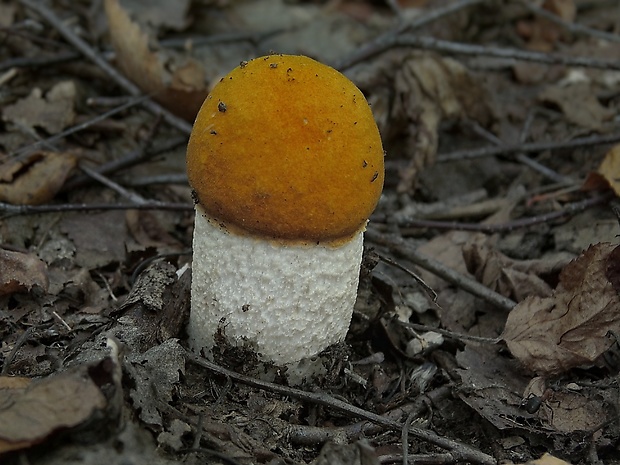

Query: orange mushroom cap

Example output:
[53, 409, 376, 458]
[186, 54, 384, 243]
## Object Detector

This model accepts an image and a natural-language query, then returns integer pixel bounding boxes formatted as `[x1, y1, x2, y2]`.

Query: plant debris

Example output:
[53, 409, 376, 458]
[2, 0, 620, 464]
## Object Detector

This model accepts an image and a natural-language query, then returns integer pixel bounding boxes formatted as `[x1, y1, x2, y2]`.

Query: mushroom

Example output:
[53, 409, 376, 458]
[186, 54, 384, 365]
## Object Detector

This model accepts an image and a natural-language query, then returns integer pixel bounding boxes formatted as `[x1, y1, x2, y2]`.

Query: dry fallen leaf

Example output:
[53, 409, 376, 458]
[539, 82, 614, 131]
[463, 236, 558, 302]
[0, 2, 16, 28]
[0, 249, 49, 296]
[0, 151, 76, 205]
[502, 242, 620, 376]
[60, 211, 129, 269]
[2, 81, 76, 134]
[0, 367, 107, 454]
[583, 144, 620, 195]
[125, 209, 183, 249]
[463, 234, 574, 302]
[521, 453, 572, 465]
[515, 0, 576, 51]
[456, 344, 533, 432]
[391, 52, 495, 192]
[120, 0, 191, 31]
[104, 0, 208, 121]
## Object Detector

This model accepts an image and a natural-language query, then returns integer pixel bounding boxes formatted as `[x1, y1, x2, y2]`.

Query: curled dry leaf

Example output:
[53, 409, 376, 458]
[463, 234, 572, 302]
[0, 151, 76, 205]
[0, 249, 49, 296]
[391, 52, 495, 192]
[502, 242, 620, 376]
[0, 367, 107, 454]
[104, 0, 208, 121]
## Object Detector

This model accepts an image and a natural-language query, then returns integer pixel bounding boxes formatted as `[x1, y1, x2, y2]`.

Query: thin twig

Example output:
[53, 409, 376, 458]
[336, 0, 487, 69]
[52, 311, 72, 331]
[0, 50, 81, 72]
[519, 0, 620, 43]
[389, 34, 620, 70]
[185, 351, 497, 465]
[380, 452, 456, 464]
[403, 322, 501, 345]
[160, 27, 289, 49]
[10, 95, 153, 160]
[516, 109, 576, 184]
[377, 253, 438, 302]
[18, 0, 192, 135]
[384, 191, 613, 233]
[119, 173, 188, 186]
[0, 200, 193, 217]
[1, 327, 33, 375]
[437, 131, 620, 162]
[80, 165, 147, 204]
[62, 136, 187, 191]
[401, 410, 417, 465]
[365, 228, 517, 311]
[467, 120, 573, 185]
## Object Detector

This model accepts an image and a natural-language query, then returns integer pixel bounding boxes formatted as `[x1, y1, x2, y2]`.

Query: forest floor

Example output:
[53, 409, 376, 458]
[2, 0, 620, 464]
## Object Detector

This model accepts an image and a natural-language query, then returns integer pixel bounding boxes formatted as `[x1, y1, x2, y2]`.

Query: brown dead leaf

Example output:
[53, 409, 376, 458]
[522, 453, 572, 465]
[456, 344, 532, 431]
[60, 211, 128, 269]
[516, 0, 576, 51]
[104, 0, 208, 121]
[120, 0, 191, 31]
[126, 209, 183, 249]
[502, 243, 620, 376]
[391, 52, 495, 192]
[583, 144, 620, 195]
[546, 389, 605, 433]
[2, 81, 76, 133]
[0, 249, 49, 296]
[0, 151, 76, 205]
[544, 0, 576, 21]
[463, 234, 572, 302]
[127, 339, 186, 428]
[539, 82, 614, 131]
[0, 2, 16, 28]
[0, 367, 107, 454]
[522, 377, 607, 434]
[0, 376, 31, 390]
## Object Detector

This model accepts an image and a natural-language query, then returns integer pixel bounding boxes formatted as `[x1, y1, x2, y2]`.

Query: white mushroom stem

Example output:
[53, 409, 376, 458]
[188, 204, 364, 365]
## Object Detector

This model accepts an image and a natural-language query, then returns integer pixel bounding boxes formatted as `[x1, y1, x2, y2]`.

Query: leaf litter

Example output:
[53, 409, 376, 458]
[1, 0, 620, 464]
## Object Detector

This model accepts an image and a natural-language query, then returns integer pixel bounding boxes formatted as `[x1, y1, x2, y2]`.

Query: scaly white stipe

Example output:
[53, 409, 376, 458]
[188, 204, 364, 364]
